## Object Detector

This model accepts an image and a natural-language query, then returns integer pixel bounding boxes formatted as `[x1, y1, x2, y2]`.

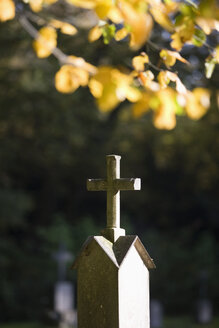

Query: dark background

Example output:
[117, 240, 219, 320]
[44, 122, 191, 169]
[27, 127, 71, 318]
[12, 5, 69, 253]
[0, 7, 218, 323]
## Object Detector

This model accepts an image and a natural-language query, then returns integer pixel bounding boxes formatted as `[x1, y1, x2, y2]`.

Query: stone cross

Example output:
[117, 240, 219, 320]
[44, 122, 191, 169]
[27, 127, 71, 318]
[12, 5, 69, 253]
[73, 155, 155, 328]
[87, 154, 141, 242]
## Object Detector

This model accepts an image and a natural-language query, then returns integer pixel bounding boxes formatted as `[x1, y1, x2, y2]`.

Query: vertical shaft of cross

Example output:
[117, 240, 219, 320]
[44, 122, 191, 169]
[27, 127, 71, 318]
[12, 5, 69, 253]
[106, 155, 121, 229]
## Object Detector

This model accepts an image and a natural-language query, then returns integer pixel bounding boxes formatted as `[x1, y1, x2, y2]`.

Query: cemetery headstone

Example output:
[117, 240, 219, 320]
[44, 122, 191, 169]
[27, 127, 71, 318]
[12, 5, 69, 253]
[150, 299, 163, 328]
[195, 271, 213, 324]
[72, 155, 156, 328]
[53, 243, 76, 328]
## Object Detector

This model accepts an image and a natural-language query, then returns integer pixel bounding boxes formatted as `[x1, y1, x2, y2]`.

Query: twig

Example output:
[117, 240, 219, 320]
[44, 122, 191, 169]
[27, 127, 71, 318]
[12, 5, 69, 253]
[18, 14, 97, 73]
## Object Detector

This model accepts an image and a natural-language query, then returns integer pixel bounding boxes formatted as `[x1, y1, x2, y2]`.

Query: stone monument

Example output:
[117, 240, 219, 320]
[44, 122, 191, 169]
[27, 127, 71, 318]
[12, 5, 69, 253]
[53, 243, 76, 328]
[72, 155, 156, 328]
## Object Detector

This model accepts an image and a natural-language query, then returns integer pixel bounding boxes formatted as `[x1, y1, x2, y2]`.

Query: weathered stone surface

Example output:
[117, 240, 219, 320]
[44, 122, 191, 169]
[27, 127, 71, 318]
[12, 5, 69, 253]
[73, 155, 155, 328]
[73, 235, 155, 328]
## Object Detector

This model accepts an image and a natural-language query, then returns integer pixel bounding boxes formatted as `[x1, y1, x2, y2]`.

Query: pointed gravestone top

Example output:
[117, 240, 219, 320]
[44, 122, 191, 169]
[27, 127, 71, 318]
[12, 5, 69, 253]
[87, 155, 141, 242]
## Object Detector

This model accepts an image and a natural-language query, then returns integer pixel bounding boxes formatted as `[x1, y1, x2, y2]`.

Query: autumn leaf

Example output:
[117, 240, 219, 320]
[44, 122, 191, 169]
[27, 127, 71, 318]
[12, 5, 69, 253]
[0, 0, 15, 22]
[153, 88, 177, 130]
[138, 71, 160, 92]
[120, 1, 153, 50]
[88, 66, 140, 112]
[185, 88, 211, 120]
[158, 71, 187, 94]
[132, 53, 149, 71]
[115, 27, 129, 41]
[150, 5, 174, 32]
[88, 25, 103, 42]
[171, 17, 195, 50]
[50, 19, 77, 35]
[160, 49, 188, 67]
[29, 0, 43, 12]
[33, 26, 57, 58]
[55, 65, 89, 93]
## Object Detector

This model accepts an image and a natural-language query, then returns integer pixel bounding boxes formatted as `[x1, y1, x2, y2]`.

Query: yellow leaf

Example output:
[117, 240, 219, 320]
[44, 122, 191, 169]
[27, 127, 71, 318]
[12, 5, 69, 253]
[171, 17, 195, 50]
[88, 66, 120, 112]
[33, 26, 57, 58]
[132, 53, 149, 71]
[89, 66, 138, 112]
[125, 86, 142, 102]
[0, 0, 15, 22]
[52, 20, 77, 35]
[107, 7, 123, 23]
[132, 92, 151, 118]
[120, 1, 153, 50]
[88, 26, 103, 42]
[153, 89, 176, 130]
[50, 19, 77, 35]
[196, 17, 219, 35]
[55, 65, 89, 93]
[88, 79, 103, 98]
[186, 88, 210, 120]
[138, 71, 160, 92]
[157, 71, 170, 88]
[170, 32, 183, 51]
[68, 55, 97, 74]
[157, 70, 187, 94]
[150, 6, 174, 32]
[160, 49, 188, 67]
[216, 46, 219, 63]
[29, 0, 43, 12]
[115, 27, 129, 41]
[160, 49, 176, 66]
[95, 1, 113, 19]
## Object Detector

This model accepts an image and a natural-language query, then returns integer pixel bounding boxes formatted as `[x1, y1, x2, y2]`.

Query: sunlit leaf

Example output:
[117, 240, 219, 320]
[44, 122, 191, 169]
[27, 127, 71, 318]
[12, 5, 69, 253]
[55, 65, 89, 93]
[0, 0, 15, 22]
[153, 88, 177, 130]
[216, 46, 219, 63]
[157, 70, 187, 94]
[150, 6, 174, 32]
[186, 88, 211, 119]
[50, 19, 77, 35]
[132, 53, 149, 71]
[95, 1, 113, 19]
[115, 27, 129, 41]
[171, 17, 195, 50]
[33, 26, 57, 58]
[160, 49, 188, 67]
[29, 0, 43, 12]
[120, 2, 153, 50]
[88, 25, 103, 42]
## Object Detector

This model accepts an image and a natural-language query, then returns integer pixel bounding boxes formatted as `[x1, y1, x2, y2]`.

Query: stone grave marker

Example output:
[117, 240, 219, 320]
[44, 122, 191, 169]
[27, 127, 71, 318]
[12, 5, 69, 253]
[53, 243, 76, 327]
[150, 299, 163, 328]
[72, 154, 156, 328]
[195, 271, 213, 324]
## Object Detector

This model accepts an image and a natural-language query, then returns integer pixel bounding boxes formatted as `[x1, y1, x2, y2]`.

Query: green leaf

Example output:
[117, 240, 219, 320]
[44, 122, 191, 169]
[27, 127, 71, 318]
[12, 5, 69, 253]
[205, 58, 216, 79]
[192, 28, 206, 47]
[101, 24, 116, 44]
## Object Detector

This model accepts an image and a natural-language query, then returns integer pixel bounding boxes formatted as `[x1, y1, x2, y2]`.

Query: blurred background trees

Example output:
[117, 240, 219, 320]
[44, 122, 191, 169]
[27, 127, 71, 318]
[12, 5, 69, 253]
[0, 0, 219, 323]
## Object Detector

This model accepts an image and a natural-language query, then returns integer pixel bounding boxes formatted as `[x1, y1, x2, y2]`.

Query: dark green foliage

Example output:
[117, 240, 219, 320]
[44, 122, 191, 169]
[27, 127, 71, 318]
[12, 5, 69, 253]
[0, 16, 218, 322]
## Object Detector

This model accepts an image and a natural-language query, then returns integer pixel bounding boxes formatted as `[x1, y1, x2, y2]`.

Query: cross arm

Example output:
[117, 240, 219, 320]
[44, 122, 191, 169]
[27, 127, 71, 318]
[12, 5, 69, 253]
[115, 178, 141, 191]
[87, 179, 107, 191]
